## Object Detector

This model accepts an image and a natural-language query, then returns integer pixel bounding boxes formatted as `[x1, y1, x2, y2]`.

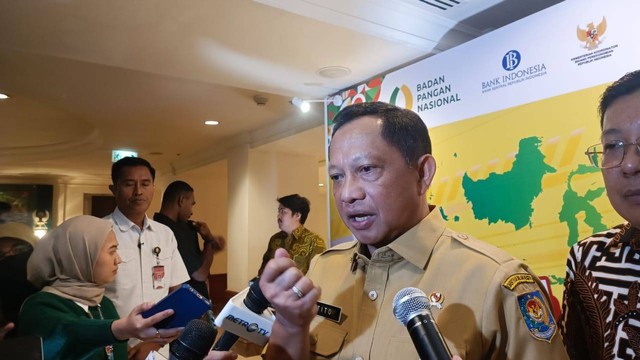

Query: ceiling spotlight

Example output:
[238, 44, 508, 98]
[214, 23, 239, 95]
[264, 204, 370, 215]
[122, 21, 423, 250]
[0, 93, 8, 99]
[316, 66, 351, 79]
[291, 97, 311, 113]
[204, 120, 219, 126]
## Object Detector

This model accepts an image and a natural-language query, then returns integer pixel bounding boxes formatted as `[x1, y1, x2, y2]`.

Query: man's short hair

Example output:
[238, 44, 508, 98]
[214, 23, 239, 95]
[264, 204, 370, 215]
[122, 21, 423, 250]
[278, 194, 311, 225]
[162, 180, 194, 207]
[331, 101, 432, 166]
[599, 69, 640, 128]
[110, 157, 156, 185]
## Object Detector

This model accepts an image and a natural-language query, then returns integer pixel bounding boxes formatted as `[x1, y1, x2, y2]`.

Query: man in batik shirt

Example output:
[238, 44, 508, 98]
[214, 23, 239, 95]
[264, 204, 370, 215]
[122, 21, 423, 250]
[258, 194, 326, 276]
[561, 69, 640, 359]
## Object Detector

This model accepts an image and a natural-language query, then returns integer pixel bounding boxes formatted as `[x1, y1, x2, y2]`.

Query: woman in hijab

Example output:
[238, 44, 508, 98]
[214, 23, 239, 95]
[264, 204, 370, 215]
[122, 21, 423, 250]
[20, 215, 180, 360]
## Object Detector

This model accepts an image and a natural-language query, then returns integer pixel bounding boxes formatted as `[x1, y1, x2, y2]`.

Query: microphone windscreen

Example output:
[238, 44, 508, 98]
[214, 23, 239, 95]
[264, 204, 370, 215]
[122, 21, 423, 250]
[392, 287, 430, 326]
[243, 279, 270, 314]
[170, 319, 217, 359]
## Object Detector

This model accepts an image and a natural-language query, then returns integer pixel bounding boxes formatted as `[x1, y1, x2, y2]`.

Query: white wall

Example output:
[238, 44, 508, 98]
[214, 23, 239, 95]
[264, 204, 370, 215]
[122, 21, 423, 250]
[224, 147, 327, 291]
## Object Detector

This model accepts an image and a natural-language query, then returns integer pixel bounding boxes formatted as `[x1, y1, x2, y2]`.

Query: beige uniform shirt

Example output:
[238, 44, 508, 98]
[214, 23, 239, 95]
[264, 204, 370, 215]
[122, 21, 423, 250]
[307, 210, 568, 360]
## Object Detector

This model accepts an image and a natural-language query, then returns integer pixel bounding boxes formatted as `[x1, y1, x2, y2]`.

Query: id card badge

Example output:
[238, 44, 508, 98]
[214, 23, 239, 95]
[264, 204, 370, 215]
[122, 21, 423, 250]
[152, 265, 165, 289]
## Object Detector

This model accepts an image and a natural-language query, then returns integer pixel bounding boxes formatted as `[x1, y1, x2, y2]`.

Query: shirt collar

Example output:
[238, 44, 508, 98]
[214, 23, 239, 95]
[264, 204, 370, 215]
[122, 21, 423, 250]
[291, 225, 306, 239]
[608, 223, 640, 250]
[112, 207, 153, 232]
[153, 212, 175, 225]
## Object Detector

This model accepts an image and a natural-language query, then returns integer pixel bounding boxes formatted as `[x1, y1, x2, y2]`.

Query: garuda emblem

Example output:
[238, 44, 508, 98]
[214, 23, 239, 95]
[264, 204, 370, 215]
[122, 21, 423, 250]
[577, 17, 607, 50]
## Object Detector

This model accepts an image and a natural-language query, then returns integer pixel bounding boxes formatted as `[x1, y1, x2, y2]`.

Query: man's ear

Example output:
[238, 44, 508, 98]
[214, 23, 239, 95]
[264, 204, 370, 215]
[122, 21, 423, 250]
[177, 194, 185, 207]
[108, 184, 116, 196]
[417, 154, 437, 196]
[293, 212, 302, 223]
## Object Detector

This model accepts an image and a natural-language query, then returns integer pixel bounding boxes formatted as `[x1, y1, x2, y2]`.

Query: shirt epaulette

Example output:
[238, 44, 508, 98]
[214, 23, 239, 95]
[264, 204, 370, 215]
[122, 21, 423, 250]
[319, 240, 357, 256]
[447, 228, 515, 266]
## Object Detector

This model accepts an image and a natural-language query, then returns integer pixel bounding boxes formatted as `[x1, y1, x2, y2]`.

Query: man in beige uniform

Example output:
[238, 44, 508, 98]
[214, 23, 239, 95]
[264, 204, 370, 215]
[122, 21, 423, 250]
[261, 101, 568, 360]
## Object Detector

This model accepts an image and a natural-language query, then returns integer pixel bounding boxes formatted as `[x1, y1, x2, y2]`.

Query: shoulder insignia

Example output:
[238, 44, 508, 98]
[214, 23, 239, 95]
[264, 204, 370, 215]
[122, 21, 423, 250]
[517, 290, 557, 342]
[503, 273, 534, 290]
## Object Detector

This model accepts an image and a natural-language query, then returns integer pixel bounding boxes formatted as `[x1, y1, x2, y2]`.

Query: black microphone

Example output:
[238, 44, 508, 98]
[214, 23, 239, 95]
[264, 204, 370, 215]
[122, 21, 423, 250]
[393, 287, 452, 360]
[169, 319, 218, 360]
[212, 278, 271, 351]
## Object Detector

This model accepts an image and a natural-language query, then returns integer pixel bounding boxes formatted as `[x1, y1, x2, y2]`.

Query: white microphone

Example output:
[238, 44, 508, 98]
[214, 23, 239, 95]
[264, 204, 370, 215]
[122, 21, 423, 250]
[393, 287, 452, 360]
[213, 280, 274, 350]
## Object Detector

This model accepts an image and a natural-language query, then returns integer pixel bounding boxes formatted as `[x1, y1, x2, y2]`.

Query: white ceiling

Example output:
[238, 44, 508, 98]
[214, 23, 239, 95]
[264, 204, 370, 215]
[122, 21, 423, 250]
[0, 0, 562, 183]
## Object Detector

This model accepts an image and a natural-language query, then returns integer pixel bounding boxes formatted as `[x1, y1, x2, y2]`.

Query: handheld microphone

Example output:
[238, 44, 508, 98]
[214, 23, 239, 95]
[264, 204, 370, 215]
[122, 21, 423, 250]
[212, 279, 273, 351]
[393, 287, 452, 360]
[169, 319, 218, 360]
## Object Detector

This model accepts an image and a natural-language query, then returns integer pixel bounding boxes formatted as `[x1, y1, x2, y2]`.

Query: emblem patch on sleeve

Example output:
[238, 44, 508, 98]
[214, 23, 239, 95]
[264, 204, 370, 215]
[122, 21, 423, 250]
[503, 273, 534, 290]
[517, 290, 557, 342]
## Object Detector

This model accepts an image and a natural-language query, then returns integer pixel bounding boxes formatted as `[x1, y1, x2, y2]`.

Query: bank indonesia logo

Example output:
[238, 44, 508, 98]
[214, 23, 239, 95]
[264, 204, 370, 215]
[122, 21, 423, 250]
[502, 50, 521, 71]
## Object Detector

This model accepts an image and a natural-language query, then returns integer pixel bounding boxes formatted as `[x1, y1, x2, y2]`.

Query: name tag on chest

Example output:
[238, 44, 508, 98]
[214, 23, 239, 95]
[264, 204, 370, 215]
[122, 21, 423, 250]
[317, 301, 342, 323]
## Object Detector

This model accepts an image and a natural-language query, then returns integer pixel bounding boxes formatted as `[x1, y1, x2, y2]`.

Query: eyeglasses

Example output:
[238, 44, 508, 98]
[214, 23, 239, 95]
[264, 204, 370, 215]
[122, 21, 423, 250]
[585, 137, 640, 169]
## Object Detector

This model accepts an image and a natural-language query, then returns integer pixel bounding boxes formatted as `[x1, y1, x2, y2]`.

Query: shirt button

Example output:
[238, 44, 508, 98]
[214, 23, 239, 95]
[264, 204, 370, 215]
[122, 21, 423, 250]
[368, 290, 378, 301]
[355, 357, 364, 360]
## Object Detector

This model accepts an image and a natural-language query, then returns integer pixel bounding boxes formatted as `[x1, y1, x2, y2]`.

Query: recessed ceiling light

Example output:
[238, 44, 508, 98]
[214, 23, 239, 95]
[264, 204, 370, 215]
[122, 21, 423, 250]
[316, 66, 351, 79]
[0, 93, 8, 99]
[204, 120, 219, 126]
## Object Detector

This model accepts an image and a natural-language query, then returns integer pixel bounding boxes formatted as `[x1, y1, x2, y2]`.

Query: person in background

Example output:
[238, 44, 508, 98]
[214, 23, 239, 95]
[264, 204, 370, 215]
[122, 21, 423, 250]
[256, 102, 568, 359]
[0, 202, 12, 222]
[257, 194, 326, 276]
[21, 215, 180, 360]
[154, 180, 225, 299]
[104, 157, 190, 360]
[0, 221, 38, 339]
[560, 70, 640, 359]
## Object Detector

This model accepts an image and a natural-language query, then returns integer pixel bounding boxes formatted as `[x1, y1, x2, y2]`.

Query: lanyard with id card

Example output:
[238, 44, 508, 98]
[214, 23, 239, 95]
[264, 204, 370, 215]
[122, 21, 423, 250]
[152, 246, 165, 289]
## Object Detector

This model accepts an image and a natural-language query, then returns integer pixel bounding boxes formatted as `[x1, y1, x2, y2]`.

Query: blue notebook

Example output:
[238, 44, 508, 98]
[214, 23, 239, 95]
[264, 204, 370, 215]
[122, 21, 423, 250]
[141, 284, 212, 329]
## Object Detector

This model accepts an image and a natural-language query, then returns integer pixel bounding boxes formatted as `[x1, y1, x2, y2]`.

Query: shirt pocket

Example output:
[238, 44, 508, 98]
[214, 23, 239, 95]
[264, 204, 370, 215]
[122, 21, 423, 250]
[385, 336, 465, 359]
[113, 247, 138, 291]
[157, 252, 172, 265]
[156, 252, 177, 286]
[385, 336, 420, 360]
[310, 322, 348, 358]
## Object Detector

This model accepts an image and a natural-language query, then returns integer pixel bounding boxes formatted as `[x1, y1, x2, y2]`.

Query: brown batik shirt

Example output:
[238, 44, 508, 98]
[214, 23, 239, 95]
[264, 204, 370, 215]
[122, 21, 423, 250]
[560, 223, 640, 360]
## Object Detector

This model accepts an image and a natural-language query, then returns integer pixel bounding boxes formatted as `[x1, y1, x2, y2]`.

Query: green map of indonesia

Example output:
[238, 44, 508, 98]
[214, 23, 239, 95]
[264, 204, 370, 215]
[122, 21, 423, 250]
[558, 164, 607, 246]
[462, 137, 556, 230]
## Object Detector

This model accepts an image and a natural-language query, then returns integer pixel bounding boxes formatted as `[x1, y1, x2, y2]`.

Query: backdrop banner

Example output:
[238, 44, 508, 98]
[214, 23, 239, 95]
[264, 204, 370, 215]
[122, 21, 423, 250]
[324, 0, 638, 312]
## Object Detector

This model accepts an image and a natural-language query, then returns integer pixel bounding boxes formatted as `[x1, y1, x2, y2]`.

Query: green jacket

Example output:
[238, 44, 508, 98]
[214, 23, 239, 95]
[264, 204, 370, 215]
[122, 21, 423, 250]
[19, 291, 128, 360]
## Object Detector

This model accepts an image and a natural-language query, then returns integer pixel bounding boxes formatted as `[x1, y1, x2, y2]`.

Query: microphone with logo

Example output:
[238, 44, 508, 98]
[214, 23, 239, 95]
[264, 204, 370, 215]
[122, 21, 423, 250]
[212, 279, 274, 351]
[169, 318, 218, 360]
[392, 287, 452, 360]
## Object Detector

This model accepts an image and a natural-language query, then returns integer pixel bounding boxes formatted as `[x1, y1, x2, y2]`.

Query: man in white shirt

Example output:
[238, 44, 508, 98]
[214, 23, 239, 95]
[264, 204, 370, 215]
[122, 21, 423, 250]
[104, 156, 190, 360]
